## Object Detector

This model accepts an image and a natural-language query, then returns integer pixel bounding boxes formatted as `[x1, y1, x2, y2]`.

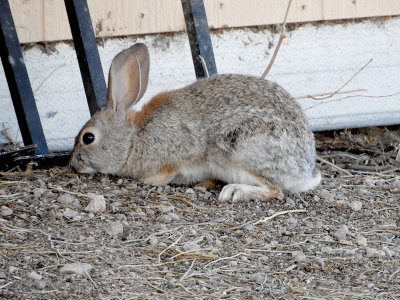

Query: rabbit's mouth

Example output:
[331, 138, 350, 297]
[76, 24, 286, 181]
[69, 155, 96, 174]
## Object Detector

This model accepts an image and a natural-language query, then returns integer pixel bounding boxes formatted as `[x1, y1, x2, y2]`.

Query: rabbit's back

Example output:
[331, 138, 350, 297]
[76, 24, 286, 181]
[135, 74, 317, 191]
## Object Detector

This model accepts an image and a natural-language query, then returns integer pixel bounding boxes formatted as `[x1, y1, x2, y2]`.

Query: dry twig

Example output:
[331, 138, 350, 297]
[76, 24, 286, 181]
[317, 156, 353, 176]
[261, 0, 292, 78]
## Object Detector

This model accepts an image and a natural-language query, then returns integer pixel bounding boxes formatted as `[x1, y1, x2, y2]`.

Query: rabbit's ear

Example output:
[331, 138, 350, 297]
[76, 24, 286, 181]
[107, 43, 150, 111]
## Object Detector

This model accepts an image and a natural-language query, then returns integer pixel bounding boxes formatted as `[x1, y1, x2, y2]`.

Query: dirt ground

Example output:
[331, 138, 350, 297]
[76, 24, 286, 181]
[0, 127, 399, 299]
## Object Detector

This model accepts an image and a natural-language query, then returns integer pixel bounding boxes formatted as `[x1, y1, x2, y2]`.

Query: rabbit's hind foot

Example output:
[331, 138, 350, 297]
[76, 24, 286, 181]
[218, 184, 281, 203]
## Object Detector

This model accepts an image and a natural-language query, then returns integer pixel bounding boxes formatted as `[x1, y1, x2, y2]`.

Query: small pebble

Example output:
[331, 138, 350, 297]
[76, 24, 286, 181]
[27, 271, 42, 281]
[366, 247, 385, 258]
[57, 194, 81, 208]
[33, 188, 46, 199]
[229, 261, 237, 267]
[161, 214, 172, 223]
[248, 273, 265, 284]
[168, 212, 180, 221]
[111, 201, 122, 212]
[285, 197, 295, 206]
[313, 195, 320, 202]
[356, 235, 368, 247]
[204, 191, 212, 198]
[34, 279, 47, 289]
[8, 266, 18, 274]
[285, 217, 297, 228]
[60, 262, 92, 277]
[194, 186, 206, 192]
[364, 178, 376, 186]
[149, 237, 159, 246]
[0, 271, 6, 279]
[319, 189, 335, 202]
[85, 194, 106, 213]
[185, 188, 195, 195]
[333, 225, 350, 241]
[1, 206, 13, 217]
[116, 214, 127, 221]
[63, 208, 78, 218]
[105, 221, 123, 236]
[349, 201, 362, 211]
[292, 251, 307, 262]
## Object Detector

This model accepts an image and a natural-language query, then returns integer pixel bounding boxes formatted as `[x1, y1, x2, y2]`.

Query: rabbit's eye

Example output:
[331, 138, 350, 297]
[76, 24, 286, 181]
[82, 132, 95, 145]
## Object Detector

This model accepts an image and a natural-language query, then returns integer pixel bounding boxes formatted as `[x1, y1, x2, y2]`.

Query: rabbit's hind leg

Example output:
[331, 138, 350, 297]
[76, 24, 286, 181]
[143, 165, 178, 186]
[218, 184, 281, 203]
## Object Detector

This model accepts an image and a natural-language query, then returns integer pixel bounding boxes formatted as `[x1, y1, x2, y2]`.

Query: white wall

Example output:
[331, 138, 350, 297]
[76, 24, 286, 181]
[1, 17, 400, 151]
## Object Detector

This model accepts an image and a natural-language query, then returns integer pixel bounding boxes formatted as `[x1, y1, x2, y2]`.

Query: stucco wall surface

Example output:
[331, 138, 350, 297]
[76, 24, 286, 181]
[1, 17, 399, 151]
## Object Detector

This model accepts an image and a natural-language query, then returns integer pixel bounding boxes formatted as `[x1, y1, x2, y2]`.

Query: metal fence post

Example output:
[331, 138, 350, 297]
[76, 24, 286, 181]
[181, 0, 217, 78]
[64, 0, 107, 115]
[0, 0, 49, 155]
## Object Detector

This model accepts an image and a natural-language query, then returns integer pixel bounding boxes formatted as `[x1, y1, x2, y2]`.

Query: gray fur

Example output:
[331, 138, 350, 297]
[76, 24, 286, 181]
[70, 46, 320, 195]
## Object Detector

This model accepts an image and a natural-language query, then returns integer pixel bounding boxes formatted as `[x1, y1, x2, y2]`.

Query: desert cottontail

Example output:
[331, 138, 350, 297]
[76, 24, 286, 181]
[70, 43, 321, 202]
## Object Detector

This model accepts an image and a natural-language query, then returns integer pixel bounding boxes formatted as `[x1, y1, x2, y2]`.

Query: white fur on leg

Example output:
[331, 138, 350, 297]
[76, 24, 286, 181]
[218, 184, 280, 203]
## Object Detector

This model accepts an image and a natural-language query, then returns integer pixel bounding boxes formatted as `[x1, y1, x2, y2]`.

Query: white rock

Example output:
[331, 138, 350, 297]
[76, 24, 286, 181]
[321, 246, 335, 254]
[286, 217, 298, 227]
[319, 189, 335, 202]
[185, 188, 195, 194]
[33, 188, 46, 198]
[1, 206, 13, 216]
[333, 225, 350, 241]
[285, 197, 295, 206]
[105, 221, 123, 236]
[57, 193, 79, 206]
[356, 235, 368, 247]
[158, 205, 174, 213]
[34, 279, 47, 289]
[161, 214, 172, 223]
[366, 247, 385, 258]
[60, 262, 92, 276]
[168, 212, 180, 221]
[349, 201, 362, 211]
[63, 208, 78, 218]
[85, 194, 106, 213]
[364, 178, 376, 186]
[28, 271, 42, 280]
[8, 266, 18, 274]
[292, 251, 307, 262]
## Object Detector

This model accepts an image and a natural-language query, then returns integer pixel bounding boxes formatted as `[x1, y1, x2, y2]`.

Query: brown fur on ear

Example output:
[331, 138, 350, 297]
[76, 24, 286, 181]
[126, 90, 178, 126]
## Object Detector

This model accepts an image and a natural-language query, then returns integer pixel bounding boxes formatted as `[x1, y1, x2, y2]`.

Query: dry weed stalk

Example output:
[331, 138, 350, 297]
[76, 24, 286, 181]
[261, 0, 292, 79]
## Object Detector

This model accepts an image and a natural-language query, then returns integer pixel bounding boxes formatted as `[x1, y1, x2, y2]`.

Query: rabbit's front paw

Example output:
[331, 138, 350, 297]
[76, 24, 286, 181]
[218, 184, 280, 203]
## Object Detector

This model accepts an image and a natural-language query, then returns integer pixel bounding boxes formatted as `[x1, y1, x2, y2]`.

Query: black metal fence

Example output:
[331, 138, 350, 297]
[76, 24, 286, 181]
[0, 0, 216, 166]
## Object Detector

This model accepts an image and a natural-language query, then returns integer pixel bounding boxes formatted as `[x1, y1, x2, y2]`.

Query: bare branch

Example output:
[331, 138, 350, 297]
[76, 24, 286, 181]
[305, 91, 400, 111]
[295, 89, 367, 100]
[261, 0, 293, 79]
[309, 59, 373, 100]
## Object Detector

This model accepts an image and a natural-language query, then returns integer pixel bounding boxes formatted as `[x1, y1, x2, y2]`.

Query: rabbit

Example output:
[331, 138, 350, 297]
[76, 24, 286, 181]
[70, 43, 321, 203]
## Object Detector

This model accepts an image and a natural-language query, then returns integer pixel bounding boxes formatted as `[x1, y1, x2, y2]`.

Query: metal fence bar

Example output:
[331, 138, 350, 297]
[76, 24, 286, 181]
[64, 0, 107, 116]
[181, 0, 217, 78]
[0, 0, 49, 155]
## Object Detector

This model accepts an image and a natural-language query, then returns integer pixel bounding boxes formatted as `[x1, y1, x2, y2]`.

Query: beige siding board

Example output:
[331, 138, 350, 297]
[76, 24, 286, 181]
[9, 0, 400, 44]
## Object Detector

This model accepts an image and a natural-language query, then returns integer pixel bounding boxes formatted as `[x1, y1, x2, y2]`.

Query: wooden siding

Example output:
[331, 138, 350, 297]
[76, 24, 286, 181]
[9, 0, 400, 43]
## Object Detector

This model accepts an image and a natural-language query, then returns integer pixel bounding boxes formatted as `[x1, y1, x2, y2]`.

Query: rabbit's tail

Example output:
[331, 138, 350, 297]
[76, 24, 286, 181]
[284, 168, 321, 193]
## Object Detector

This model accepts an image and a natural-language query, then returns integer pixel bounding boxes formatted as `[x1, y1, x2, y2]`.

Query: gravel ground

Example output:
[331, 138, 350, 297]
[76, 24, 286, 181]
[0, 128, 399, 299]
